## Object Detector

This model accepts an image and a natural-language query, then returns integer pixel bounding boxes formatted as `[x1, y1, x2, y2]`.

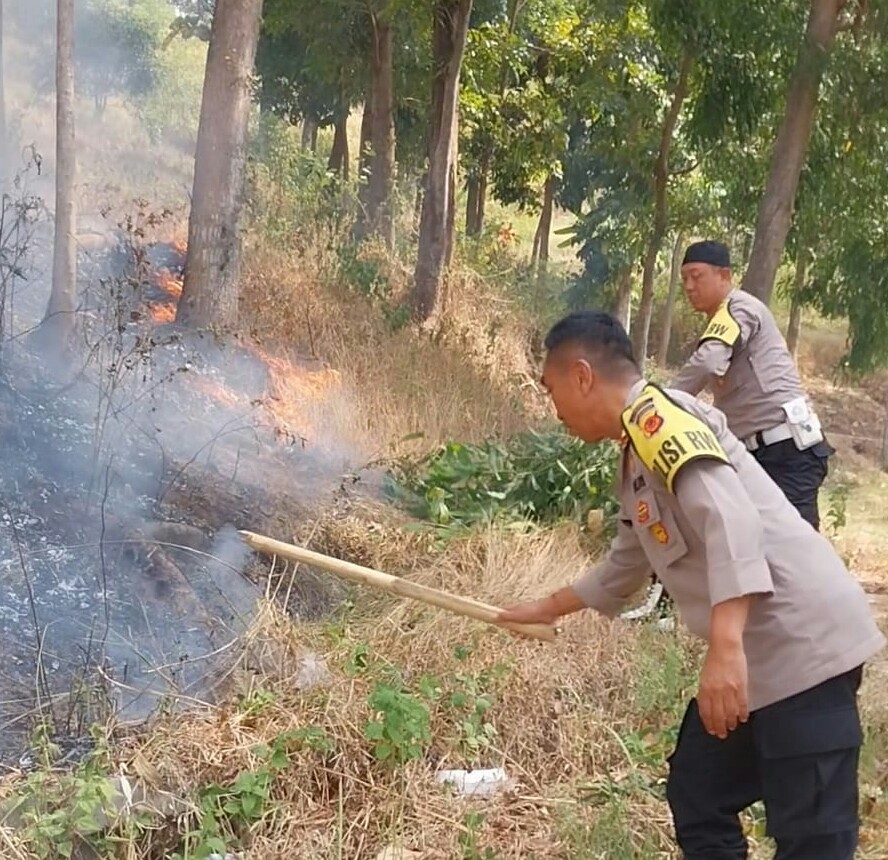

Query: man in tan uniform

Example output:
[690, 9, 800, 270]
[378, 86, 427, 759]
[500, 310, 884, 859]
[673, 240, 833, 530]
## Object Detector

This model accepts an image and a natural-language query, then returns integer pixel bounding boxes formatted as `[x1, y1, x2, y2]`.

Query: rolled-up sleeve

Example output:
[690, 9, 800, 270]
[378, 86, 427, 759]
[672, 340, 733, 394]
[674, 460, 774, 606]
[572, 520, 651, 617]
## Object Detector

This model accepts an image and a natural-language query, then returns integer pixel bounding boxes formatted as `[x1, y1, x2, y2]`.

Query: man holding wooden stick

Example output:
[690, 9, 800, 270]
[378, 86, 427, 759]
[499, 310, 884, 860]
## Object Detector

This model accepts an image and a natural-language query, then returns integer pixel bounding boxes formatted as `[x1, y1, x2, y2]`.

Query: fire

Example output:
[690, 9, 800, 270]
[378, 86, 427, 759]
[139, 237, 341, 446]
[156, 268, 184, 299]
[149, 303, 177, 323]
[190, 376, 245, 409]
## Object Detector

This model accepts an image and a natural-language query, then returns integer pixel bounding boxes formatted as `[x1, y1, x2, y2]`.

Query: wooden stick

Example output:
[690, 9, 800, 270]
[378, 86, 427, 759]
[239, 530, 557, 643]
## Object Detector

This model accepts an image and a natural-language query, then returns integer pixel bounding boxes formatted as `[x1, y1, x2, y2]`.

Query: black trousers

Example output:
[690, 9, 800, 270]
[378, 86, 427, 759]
[751, 438, 833, 531]
[666, 667, 864, 860]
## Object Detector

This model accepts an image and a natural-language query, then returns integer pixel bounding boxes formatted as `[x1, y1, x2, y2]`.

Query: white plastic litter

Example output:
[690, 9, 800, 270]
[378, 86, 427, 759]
[436, 767, 510, 797]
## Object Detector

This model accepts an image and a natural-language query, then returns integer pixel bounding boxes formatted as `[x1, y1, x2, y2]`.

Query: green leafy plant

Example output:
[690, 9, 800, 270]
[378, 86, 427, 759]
[236, 688, 278, 718]
[386, 431, 619, 532]
[417, 649, 508, 763]
[824, 480, 851, 535]
[12, 725, 148, 859]
[459, 811, 496, 860]
[173, 727, 333, 859]
[364, 683, 432, 765]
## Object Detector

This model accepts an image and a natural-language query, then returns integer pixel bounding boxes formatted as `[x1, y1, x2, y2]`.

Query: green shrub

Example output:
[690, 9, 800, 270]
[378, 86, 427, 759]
[386, 430, 619, 531]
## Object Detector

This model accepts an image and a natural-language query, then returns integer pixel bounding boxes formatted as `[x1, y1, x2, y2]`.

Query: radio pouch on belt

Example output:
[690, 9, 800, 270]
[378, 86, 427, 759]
[781, 396, 824, 450]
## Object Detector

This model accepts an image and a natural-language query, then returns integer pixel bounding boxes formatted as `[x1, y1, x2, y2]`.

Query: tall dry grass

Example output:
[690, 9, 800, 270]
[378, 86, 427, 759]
[0, 525, 700, 859]
[239, 234, 548, 461]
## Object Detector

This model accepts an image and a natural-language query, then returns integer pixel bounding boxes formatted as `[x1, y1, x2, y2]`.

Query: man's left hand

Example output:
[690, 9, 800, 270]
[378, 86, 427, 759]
[697, 641, 749, 740]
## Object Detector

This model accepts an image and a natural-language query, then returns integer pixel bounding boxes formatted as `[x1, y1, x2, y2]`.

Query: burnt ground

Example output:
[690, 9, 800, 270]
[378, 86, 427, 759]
[0, 323, 374, 769]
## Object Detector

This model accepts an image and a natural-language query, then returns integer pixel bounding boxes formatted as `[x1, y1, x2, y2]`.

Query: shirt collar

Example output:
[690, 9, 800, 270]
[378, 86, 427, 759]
[624, 378, 648, 410]
[620, 378, 648, 448]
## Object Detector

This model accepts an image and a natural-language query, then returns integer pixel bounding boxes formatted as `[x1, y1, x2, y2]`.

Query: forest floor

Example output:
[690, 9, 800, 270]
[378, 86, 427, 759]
[0, 220, 886, 859]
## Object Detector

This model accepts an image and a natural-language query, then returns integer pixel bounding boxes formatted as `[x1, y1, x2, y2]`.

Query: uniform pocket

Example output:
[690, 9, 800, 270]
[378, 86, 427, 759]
[756, 706, 862, 838]
[634, 504, 688, 570]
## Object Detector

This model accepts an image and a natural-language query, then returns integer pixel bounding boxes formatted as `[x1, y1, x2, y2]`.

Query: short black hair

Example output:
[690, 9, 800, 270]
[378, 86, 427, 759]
[544, 310, 640, 377]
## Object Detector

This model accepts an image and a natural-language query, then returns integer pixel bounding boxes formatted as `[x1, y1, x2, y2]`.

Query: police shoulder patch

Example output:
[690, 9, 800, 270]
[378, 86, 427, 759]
[621, 384, 730, 493]
[699, 300, 741, 347]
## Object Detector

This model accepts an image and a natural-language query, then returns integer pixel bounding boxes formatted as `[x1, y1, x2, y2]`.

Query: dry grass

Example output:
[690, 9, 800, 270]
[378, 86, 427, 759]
[6, 515, 881, 859]
[239, 234, 547, 457]
[0, 525, 699, 858]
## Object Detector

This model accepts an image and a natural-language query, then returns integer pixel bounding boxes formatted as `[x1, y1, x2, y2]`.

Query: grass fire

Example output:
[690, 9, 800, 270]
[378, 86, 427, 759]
[0, 1, 887, 859]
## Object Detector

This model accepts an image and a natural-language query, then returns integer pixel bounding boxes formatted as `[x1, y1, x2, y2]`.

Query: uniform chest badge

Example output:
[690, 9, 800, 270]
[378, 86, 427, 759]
[637, 500, 651, 524]
[649, 523, 670, 544]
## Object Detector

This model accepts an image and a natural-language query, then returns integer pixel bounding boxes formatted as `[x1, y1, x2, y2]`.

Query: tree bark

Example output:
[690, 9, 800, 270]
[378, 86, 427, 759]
[881, 399, 888, 472]
[367, 13, 395, 247]
[301, 117, 318, 151]
[0, 0, 7, 184]
[465, 172, 480, 236]
[741, 0, 845, 306]
[177, 0, 263, 330]
[43, 0, 77, 347]
[532, 174, 555, 276]
[444, 110, 458, 268]
[786, 247, 809, 360]
[465, 0, 523, 238]
[614, 268, 632, 335]
[656, 231, 685, 366]
[412, 0, 473, 322]
[633, 47, 693, 362]
[358, 99, 373, 179]
[328, 106, 350, 180]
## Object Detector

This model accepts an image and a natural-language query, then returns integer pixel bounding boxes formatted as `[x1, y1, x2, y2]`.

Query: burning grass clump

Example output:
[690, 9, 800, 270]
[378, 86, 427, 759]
[238, 233, 547, 452]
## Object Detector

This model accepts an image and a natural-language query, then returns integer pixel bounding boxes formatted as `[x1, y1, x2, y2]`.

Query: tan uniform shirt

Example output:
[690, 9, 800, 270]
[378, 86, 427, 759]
[672, 289, 805, 440]
[573, 380, 884, 711]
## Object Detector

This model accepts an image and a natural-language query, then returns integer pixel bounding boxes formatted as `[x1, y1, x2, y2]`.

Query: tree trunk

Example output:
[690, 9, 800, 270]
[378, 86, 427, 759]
[466, 0, 522, 238]
[0, 0, 7, 184]
[475, 163, 489, 235]
[444, 108, 458, 268]
[786, 248, 809, 360]
[465, 149, 490, 238]
[177, 0, 263, 330]
[881, 400, 888, 472]
[533, 174, 555, 276]
[465, 173, 480, 236]
[412, 0, 473, 322]
[358, 100, 373, 179]
[328, 106, 350, 180]
[741, 0, 845, 306]
[367, 13, 395, 247]
[413, 172, 424, 234]
[615, 269, 632, 335]
[301, 117, 317, 151]
[633, 46, 693, 362]
[43, 0, 77, 347]
[657, 231, 685, 366]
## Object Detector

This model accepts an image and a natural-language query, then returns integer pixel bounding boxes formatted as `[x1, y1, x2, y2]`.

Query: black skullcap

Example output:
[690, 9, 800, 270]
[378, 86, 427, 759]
[682, 240, 730, 269]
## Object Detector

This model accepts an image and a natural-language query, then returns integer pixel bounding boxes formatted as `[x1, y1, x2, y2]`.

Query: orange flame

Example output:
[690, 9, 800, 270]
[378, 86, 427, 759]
[139, 238, 339, 445]
[148, 303, 177, 323]
[190, 376, 245, 408]
[155, 268, 183, 299]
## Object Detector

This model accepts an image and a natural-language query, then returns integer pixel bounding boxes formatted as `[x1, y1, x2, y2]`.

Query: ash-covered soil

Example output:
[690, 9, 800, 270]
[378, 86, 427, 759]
[0, 318, 371, 768]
